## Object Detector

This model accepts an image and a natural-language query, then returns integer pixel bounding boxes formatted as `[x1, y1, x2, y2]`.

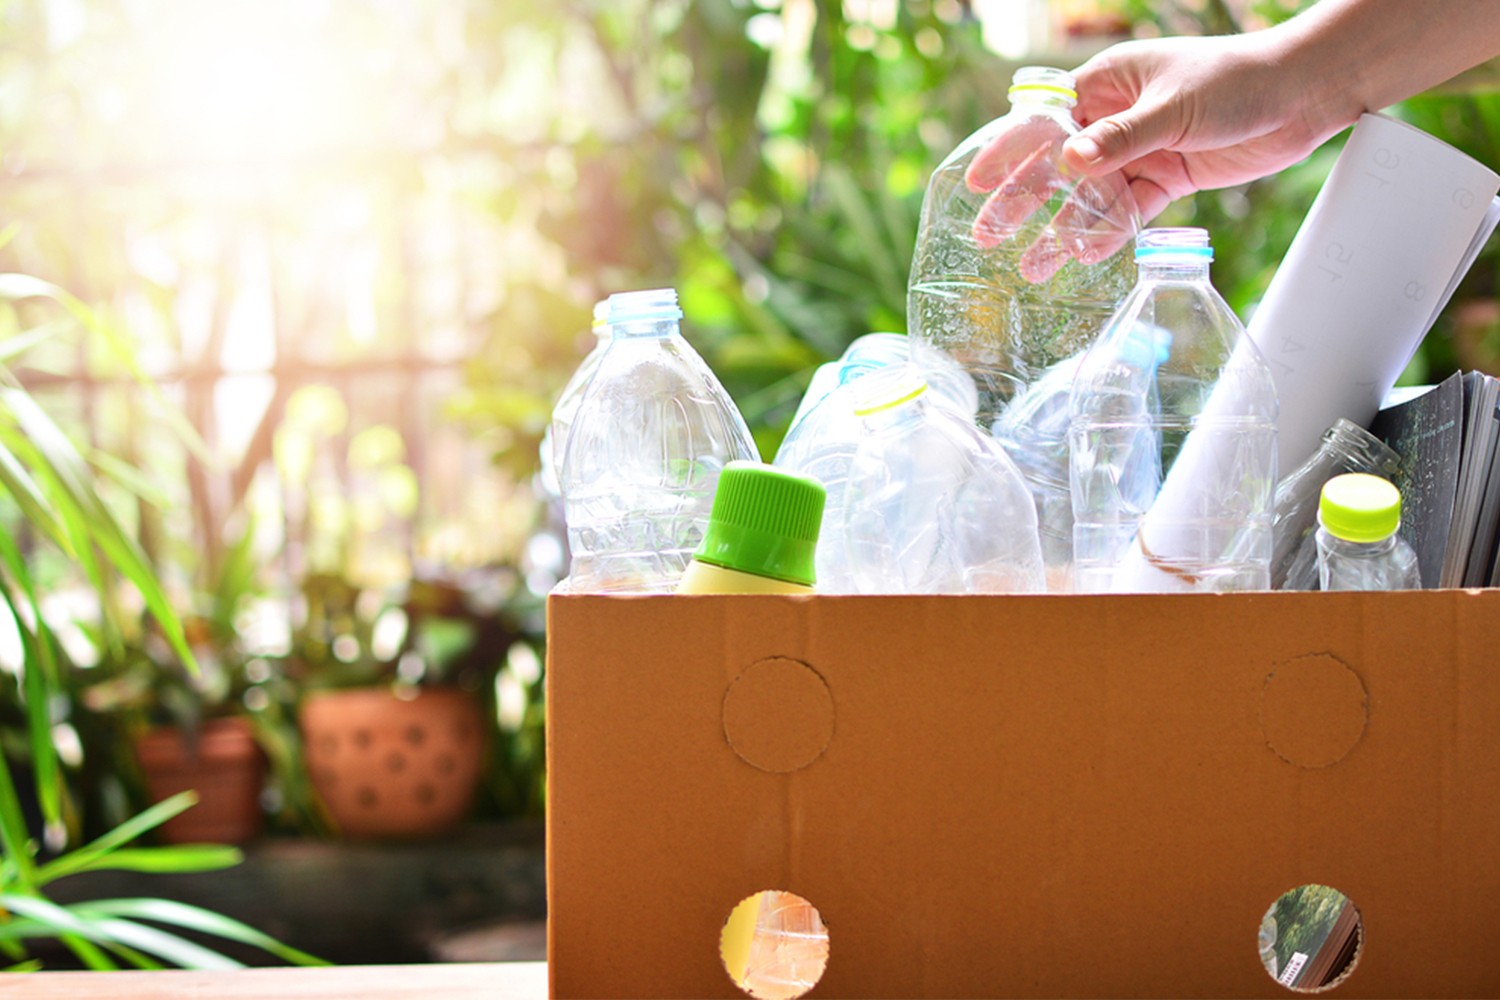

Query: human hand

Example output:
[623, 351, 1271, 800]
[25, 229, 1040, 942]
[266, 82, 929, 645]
[1060, 33, 1349, 221]
[964, 109, 1139, 283]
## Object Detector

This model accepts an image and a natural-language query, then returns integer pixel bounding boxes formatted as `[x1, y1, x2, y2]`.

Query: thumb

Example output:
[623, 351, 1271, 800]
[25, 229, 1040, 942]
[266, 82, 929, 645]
[1063, 103, 1179, 176]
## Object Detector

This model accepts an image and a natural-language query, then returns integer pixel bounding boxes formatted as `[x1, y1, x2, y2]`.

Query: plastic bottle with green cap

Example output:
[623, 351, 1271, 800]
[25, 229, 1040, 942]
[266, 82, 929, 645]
[907, 65, 1141, 587]
[1315, 472, 1421, 591]
[841, 363, 1045, 594]
[676, 461, 826, 595]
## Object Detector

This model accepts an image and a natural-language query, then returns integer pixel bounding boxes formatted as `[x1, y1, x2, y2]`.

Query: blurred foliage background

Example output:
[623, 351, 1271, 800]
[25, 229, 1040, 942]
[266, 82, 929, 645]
[1, 0, 1499, 839]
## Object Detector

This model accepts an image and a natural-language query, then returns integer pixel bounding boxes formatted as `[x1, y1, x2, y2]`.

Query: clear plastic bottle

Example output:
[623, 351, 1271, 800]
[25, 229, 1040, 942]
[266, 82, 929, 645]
[785, 332, 976, 439]
[841, 364, 1045, 594]
[907, 65, 1141, 581]
[1315, 473, 1421, 591]
[542, 299, 611, 500]
[774, 336, 973, 594]
[1070, 228, 1278, 594]
[676, 462, 825, 595]
[1272, 418, 1402, 590]
[559, 288, 760, 594]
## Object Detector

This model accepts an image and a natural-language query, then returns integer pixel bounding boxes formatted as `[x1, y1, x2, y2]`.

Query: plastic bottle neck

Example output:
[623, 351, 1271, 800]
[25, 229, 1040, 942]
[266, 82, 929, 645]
[1137, 261, 1212, 282]
[611, 317, 677, 340]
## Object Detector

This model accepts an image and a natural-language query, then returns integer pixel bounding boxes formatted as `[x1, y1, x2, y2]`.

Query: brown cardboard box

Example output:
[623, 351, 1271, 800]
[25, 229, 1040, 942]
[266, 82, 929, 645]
[546, 590, 1500, 998]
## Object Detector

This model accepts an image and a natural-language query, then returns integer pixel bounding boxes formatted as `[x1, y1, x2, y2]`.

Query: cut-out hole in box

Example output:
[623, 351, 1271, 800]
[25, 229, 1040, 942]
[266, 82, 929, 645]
[720, 890, 829, 999]
[1260, 884, 1362, 993]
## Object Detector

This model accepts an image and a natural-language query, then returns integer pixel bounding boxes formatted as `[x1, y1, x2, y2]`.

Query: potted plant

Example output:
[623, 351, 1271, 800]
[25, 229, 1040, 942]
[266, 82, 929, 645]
[288, 571, 522, 839]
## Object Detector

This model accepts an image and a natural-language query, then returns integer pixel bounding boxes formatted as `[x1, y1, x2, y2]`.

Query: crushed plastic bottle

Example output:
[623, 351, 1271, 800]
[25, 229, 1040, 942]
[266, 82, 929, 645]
[559, 288, 759, 594]
[1316, 473, 1421, 591]
[1070, 227, 1278, 594]
[841, 364, 1045, 594]
[775, 335, 976, 593]
[907, 65, 1141, 581]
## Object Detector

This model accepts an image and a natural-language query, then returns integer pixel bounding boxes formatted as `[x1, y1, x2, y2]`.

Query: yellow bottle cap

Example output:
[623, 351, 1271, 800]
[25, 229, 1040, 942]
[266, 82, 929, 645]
[1319, 473, 1401, 543]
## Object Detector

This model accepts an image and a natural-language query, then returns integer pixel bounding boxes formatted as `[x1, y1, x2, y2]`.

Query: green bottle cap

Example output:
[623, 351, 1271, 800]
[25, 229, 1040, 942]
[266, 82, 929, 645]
[1319, 473, 1401, 543]
[694, 462, 826, 587]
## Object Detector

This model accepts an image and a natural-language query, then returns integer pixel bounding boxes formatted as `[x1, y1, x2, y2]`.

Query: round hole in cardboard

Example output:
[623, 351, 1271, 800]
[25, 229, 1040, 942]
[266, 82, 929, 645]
[722, 657, 834, 773]
[1259, 884, 1362, 993]
[1260, 653, 1367, 768]
[720, 890, 829, 1000]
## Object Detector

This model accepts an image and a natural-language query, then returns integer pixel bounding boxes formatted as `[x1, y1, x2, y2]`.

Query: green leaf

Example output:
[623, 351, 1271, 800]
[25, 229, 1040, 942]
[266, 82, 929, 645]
[0, 319, 67, 364]
[0, 756, 37, 886]
[0, 436, 69, 552]
[74, 899, 329, 967]
[0, 388, 195, 673]
[0, 896, 244, 970]
[39, 845, 242, 880]
[34, 792, 202, 885]
[2, 959, 42, 972]
[0, 275, 61, 302]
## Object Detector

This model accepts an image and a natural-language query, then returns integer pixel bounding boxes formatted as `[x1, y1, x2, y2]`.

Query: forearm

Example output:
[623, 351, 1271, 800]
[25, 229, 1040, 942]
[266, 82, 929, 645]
[1274, 0, 1500, 127]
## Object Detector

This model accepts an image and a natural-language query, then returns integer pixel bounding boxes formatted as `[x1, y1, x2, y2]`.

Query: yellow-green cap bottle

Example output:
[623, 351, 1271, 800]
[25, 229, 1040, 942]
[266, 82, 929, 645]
[1319, 473, 1401, 543]
[693, 462, 826, 587]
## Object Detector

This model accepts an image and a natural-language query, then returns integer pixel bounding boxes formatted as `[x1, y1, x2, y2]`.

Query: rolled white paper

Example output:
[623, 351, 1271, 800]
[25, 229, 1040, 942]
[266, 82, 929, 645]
[1250, 112, 1500, 475]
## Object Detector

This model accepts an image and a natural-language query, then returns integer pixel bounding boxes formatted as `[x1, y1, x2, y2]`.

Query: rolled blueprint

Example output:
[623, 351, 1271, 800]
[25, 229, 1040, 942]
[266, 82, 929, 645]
[1111, 113, 1500, 593]
[1252, 112, 1500, 475]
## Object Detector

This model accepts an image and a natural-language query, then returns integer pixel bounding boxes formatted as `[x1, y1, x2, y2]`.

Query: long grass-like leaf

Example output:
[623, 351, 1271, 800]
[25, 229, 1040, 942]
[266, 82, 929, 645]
[60, 932, 121, 970]
[74, 899, 327, 966]
[33, 792, 202, 886]
[0, 436, 68, 552]
[0, 275, 214, 467]
[0, 897, 244, 970]
[0, 756, 37, 886]
[2, 959, 42, 972]
[0, 389, 195, 672]
[0, 319, 68, 364]
[38, 844, 241, 883]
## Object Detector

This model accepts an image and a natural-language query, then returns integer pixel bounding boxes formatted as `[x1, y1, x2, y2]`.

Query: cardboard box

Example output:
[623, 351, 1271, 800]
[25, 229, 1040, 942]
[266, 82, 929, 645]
[546, 590, 1500, 998]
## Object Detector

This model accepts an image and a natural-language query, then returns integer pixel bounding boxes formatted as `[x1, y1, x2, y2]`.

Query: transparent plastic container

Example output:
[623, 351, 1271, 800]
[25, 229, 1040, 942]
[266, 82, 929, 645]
[1272, 418, 1402, 590]
[841, 364, 1045, 594]
[785, 332, 976, 439]
[559, 288, 759, 594]
[907, 66, 1141, 582]
[1315, 473, 1421, 591]
[776, 336, 974, 593]
[542, 299, 611, 500]
[1070, 228, 1278, 594]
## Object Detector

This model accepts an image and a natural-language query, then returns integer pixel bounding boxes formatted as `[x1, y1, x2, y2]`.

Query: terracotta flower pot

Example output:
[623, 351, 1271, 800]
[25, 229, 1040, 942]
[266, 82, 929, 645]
[133, 716, 266, 845]
[300, 686, 486, 839]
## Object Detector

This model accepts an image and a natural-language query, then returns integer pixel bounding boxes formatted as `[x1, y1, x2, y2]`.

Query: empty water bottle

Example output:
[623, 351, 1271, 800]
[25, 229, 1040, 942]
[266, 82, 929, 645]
[842, 364, 1045, 594]
[542, 299, 611, 499]
[1272, 418, 1402, 590]
[559, 288, 759, 594]
[1070, 228, 1278, 593]
[1316, 473, 1421, 591]
[907, 65, 1141, 579]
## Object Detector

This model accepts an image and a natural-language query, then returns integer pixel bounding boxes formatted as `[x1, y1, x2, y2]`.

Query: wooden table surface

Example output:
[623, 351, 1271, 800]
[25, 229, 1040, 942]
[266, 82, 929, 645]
[0, 962, 548, 999]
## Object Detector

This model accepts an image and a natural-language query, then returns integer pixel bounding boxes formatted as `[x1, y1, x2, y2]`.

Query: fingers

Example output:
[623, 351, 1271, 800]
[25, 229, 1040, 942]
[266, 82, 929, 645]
[965, 118, 1069, 192]
[1051, 174, 1138, 264]
[971, 143, 1064, 248]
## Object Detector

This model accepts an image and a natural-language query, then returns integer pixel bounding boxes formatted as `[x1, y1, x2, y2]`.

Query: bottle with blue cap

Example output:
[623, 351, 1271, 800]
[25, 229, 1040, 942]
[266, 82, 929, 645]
[1315, 473, 1421, 590]
[841, 363, 1045, 594]
[559, 288, 759, 594]
[773, 333, 976, 594]
[1069, 227, 1278, 593]
[907, 65, 1142, 587]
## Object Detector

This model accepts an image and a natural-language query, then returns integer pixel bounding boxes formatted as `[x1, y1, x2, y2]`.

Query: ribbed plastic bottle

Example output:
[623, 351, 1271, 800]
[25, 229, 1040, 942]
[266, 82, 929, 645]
[1069, 228, 1278, 594]
[1272, 418, 1402, 590]
[676, 462, 825, 595]
[541, 299, 611, 499]
[841, 364, 1045, 594]
[559, 288, 759, 594]
[1315, 473, 1421, 591]
[907, 65, 1141, 583]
